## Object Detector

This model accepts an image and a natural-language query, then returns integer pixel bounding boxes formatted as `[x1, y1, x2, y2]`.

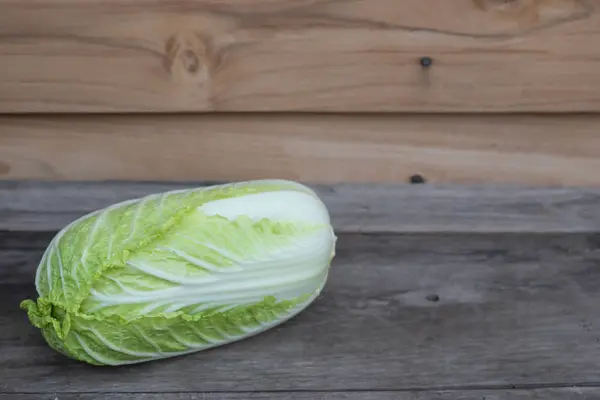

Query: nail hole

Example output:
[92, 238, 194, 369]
[409, 174, 426, 184]
[426, 294, 440, 302]
[420, 56, 433, 68]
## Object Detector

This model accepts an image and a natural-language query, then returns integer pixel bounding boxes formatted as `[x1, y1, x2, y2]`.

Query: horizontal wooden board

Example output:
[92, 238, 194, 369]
[2, 182, 600, 233]
[1, 0, 600, 112]
[3, 114, 600, 185]
[2, 388, 599, 399]
[3, 232, 600, 392]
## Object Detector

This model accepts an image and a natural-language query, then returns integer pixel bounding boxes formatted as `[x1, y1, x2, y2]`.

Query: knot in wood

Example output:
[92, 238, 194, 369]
[180, 49, 200, 74]
[164, 33, 209, 79]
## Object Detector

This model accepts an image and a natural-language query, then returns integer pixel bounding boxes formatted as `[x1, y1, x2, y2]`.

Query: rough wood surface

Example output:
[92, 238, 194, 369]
[2, 181, 600, 233]
[1, 0, 600, 112]
[3, 114, 600, 186]
[3, 231, 600, 393]
[2, 388, 599, 399]
[3, 181, 600, 397]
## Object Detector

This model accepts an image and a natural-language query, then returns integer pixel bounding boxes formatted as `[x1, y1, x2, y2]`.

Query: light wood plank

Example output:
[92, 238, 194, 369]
[2, 182, 600, 233]
[1, 0, 600, 112]
[2, 388, 599, 399]
[2, 114, 600, 185]
[3, 232, 600, 392]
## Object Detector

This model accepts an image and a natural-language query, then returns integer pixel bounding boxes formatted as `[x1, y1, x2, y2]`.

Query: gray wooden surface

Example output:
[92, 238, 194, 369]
[1, 182, 600, 399]
[2, 388, 600, 400]
[3, 181, 600, 233]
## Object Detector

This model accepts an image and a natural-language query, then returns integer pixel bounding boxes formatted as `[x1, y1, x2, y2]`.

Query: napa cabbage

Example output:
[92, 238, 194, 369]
[21, 179, 336, 365]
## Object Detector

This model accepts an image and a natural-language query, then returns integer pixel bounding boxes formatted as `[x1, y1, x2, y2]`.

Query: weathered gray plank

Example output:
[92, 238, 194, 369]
[0, 232, 54, 284]
[3, 232, 600, 392]
[0, 231, 53, 250]
[2, 181, 600, 233]
[1, 388, 599, 399]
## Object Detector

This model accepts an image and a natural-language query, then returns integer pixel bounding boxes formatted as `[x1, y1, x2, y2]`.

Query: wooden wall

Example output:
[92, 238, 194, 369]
[1, 0, 599, 185]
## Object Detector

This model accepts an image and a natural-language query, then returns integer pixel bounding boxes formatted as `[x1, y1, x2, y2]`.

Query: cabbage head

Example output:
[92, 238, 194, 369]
[21, 180, 336, 366]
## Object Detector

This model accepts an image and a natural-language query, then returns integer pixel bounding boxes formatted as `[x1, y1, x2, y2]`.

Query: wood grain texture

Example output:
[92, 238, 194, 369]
[3, 114, 600, 185]
[1, 0, 600, 112]
[2, 181, 600, 233]
[2, 388, 599, 399]
[3, 232, 600, 392]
